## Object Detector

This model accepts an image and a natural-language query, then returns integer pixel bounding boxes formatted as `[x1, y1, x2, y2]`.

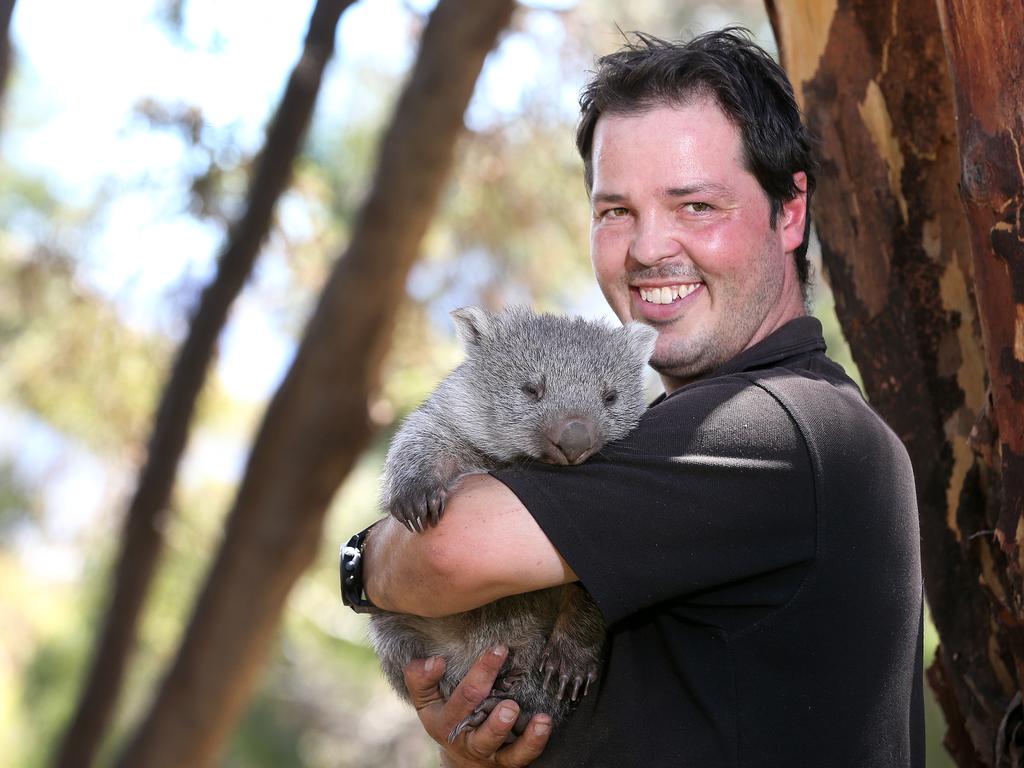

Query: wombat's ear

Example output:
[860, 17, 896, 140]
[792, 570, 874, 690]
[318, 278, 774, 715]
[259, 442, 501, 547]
[451, 306, 493, 350]
[621, 322, 658, 364]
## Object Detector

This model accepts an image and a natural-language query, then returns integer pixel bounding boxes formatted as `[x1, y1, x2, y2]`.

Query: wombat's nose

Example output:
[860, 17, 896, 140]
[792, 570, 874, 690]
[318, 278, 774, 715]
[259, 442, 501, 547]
[554, 420, 595, 464]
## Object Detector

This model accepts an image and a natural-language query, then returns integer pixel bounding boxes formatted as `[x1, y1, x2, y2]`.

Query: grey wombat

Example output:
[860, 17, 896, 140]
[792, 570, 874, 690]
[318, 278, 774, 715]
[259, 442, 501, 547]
[369, 306, 656, 740]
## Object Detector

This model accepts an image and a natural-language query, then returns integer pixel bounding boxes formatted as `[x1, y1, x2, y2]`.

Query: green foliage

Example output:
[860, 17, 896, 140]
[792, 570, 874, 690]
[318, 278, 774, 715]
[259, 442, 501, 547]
[19, 634, 84, 766]
[0, 551, 90, 767]
[0, 248, 168, 454]
[0, 461, 35, 535]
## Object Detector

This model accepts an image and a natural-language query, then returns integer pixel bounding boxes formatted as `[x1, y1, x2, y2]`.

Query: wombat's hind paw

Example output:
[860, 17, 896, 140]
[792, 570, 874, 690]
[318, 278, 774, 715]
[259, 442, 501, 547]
[448, 695, 532, 743]
[390, 487, 447, 533]
[539, 642, 598, 702]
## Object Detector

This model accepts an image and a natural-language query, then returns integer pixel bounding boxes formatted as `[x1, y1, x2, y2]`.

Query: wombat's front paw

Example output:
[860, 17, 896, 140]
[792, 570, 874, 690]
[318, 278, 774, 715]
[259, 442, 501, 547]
[389, 486, 448, 534]
[539, 638, 598, 703]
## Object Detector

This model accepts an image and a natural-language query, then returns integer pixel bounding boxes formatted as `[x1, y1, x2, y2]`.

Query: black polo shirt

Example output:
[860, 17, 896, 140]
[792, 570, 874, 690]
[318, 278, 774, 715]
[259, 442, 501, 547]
[493, 316, 924, 767]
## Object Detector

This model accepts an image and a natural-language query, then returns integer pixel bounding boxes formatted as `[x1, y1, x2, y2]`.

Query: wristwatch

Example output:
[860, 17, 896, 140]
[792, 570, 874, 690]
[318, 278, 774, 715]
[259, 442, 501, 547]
[340, 522, 381, 614]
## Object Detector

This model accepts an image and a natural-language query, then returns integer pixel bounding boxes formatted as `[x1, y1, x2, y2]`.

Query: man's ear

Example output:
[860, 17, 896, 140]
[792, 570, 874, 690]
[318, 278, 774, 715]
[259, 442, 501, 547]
[781, 171, 809, 254]
[450, 306, 493, 350]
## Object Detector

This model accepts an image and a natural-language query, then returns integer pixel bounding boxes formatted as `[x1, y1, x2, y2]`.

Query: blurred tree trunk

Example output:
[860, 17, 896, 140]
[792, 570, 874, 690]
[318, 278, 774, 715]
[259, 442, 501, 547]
[114, 1, 517, 766]
[767, 0, 1024, 765]
[0, 0, 16, 127]
[51, 2, 356, 766]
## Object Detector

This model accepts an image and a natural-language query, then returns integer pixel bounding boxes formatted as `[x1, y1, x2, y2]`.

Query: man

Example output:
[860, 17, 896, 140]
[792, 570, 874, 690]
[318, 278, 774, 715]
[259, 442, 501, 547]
[355, 28, 924, 767]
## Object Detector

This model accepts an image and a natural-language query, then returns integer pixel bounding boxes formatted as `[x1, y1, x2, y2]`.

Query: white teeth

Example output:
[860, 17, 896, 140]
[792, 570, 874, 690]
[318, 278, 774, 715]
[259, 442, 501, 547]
[639, 283, 700, 304]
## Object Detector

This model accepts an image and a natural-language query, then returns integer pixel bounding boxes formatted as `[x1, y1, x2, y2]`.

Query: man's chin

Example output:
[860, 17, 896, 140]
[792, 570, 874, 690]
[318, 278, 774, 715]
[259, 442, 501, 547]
[650, 357, 708, 386]
[649, 341, 724, 387]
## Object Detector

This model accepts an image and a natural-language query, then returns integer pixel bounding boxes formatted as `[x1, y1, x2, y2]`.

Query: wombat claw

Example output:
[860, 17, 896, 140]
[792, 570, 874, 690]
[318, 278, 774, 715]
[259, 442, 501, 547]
[539, 644, 598, 702]
[448, 694, 531, 743]
[391, 488, 448, 533]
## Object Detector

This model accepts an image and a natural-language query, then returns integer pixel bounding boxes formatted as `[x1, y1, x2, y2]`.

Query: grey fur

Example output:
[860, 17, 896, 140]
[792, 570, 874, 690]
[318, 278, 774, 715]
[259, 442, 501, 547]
[369, 306, 656, 737]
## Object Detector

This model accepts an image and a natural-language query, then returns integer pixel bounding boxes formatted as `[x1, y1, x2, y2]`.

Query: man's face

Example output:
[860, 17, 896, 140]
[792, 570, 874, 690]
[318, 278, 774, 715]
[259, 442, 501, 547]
[589, 99, 806, 391]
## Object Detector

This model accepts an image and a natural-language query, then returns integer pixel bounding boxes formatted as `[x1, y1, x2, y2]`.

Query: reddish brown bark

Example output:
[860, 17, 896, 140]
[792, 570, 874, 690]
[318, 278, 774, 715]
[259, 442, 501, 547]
[113, 2, 517, 766]
[51, 3, 355, 766]
[938, 0, 1024, 578]
[937, 1, 1024, 763]
[767, 0, 1020, 764]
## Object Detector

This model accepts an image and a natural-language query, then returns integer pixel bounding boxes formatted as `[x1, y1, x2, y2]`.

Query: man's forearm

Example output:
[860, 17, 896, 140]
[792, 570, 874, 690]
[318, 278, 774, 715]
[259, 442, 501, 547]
[363, 508, 530, 618]
[363, 515, 443, 614]
[363, 474, 576, 617]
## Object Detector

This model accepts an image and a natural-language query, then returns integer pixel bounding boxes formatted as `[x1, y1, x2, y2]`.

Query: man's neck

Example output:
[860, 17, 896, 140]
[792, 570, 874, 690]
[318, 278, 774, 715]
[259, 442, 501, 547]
[658, 307, 809, 393]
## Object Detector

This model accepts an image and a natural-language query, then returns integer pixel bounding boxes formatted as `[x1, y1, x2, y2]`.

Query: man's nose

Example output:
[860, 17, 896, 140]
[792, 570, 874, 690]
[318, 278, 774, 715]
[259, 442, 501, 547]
[628, 213, 682, 265]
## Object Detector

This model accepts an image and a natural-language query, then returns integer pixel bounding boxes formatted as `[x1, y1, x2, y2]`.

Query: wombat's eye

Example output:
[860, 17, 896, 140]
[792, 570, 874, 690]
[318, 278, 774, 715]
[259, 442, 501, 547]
[603, 389, 618, 406]
[522, 377, 545, 401]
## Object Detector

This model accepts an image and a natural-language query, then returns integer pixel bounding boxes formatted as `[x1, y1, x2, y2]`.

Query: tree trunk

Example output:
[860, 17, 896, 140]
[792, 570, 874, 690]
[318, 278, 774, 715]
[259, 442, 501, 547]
[114, 2, 517, 766]
[766, 0, 1021, 764]
[935, 2, 1024, 765]
[51, 2, 355, 766]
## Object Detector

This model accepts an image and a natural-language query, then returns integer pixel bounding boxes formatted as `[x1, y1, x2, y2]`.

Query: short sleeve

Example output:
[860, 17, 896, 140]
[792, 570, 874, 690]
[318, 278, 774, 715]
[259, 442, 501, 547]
[492, 377, 817, 626]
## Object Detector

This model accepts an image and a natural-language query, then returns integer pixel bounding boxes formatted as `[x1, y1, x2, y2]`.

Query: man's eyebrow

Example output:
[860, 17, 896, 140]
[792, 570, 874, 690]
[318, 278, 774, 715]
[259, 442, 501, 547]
[591, 183, 734, 205]
[664, 182, 734, 198]
[590, 191, 627, 205]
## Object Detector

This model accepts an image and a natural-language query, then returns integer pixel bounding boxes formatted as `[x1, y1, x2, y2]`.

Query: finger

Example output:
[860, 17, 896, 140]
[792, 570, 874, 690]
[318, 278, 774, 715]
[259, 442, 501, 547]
[495, 714, 553, 767]
[460, 700, 520, 759]
[440, 645, 508, 736]
[404, 655, 447, 710]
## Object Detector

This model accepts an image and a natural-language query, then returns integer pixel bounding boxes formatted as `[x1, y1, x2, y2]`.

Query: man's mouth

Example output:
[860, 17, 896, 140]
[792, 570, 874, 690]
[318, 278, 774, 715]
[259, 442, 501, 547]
[637, 283, 702, 304]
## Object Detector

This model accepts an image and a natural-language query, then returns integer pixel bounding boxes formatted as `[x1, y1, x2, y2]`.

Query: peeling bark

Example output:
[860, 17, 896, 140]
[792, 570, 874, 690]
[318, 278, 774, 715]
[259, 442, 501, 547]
[51, 2, 356, 766]
[113, 2, 517, 766]
[938, 0, 1024, 571]
[937, 0, 1024, 762]
[767, 0, 1021, 764]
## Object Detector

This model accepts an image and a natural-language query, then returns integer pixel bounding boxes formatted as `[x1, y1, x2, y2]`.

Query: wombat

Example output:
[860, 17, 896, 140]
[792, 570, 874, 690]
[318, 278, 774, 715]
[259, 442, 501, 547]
[368, 305, 656, 741]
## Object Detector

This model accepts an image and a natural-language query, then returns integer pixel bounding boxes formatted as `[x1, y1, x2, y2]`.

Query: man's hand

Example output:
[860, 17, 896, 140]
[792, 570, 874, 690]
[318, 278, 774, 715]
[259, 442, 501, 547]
[404, 645, 553, 767]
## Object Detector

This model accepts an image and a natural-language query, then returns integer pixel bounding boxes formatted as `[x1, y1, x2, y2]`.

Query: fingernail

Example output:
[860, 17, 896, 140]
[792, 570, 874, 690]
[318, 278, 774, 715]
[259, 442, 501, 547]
[425, 656, 437, 673]
[491, 644, 507, 657]
[534, 721, 550, 736]
[498, 705, 518, 723]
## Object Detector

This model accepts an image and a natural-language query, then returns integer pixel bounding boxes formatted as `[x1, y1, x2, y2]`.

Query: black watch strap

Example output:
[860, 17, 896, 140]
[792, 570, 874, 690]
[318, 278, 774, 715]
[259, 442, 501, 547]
[340, 522, 382, 614]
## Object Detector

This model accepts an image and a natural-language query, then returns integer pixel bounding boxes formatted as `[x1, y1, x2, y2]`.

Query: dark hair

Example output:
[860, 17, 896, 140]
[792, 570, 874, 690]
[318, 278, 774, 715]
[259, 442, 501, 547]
[576, 28, 818, 288]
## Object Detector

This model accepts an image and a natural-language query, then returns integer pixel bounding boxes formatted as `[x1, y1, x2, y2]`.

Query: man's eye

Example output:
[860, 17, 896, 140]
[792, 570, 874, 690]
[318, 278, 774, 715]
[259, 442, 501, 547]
[683, 202, 713, 214]
[601, 207, 630, 219]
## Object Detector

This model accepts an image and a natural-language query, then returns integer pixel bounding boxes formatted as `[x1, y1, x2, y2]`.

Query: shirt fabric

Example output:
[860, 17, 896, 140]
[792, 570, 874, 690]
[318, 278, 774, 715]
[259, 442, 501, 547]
[493, 316, 925, 768]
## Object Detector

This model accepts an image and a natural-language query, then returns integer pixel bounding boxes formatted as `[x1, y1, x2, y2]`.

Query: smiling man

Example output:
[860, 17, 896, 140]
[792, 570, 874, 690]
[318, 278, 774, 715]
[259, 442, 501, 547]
[355, 28, 924, 767]
[588, 102, 807, 389]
